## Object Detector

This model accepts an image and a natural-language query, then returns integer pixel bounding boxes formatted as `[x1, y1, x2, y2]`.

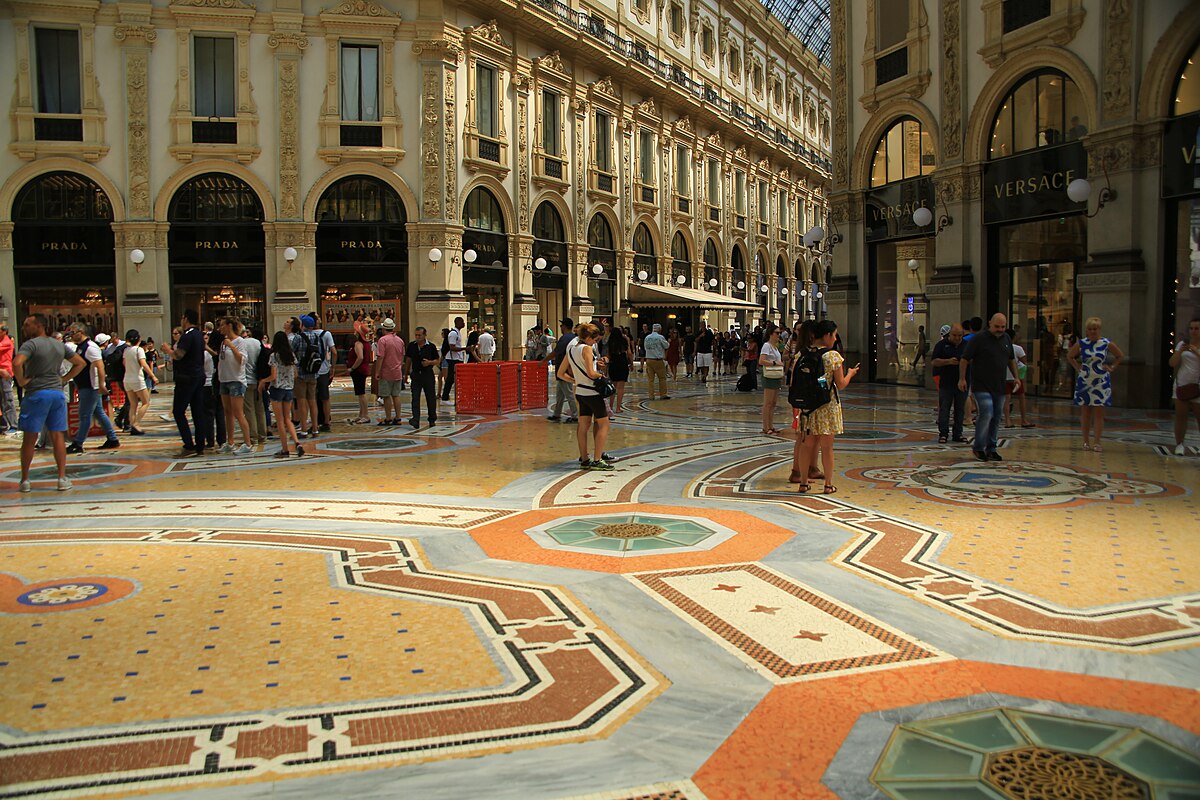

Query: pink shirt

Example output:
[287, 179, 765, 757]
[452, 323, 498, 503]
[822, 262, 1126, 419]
[374, 332, 406, 381]
[0, 334, 12, 374]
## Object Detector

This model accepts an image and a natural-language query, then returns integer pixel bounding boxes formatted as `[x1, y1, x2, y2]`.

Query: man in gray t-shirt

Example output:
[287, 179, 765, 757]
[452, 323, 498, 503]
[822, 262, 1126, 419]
[12, 314, 85, 492]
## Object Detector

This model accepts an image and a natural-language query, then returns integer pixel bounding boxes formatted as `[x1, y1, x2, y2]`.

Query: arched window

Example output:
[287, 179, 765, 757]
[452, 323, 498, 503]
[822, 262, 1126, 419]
[168, 173, 263, 223]
[586, 214, 616, 314]
[775, 255, 788, 315]
[633, 222, 656, 281]
[989, 69, 1086, 159]
[587, 214, 614, 250]
[316, 176, 404, 223]
[14, 171, 113, 222]
[704, 239, 720, 291]
[633, 223, 655, 255]
[463, 187, 505, 232]
[869, 116, 935, 187]
[533, 202, 565, 242]
[1172, 38, 1200, 116]
[731, 244, 746, 298]
[671, 231, 690, 286]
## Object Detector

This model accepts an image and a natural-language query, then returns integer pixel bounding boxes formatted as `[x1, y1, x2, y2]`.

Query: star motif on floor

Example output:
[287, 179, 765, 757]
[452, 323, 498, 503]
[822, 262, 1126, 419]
[713, 584, 741, 592]
[749, 605, 781, 614]
[793, 630, 827, 642]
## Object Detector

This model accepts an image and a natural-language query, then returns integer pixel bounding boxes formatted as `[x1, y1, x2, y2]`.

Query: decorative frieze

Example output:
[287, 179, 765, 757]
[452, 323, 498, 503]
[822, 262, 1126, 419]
[941, 0, 962, 161]
[831, 0, 847, 188]
[421, 66, 442, 220]
[1101, 0, 1133, 122]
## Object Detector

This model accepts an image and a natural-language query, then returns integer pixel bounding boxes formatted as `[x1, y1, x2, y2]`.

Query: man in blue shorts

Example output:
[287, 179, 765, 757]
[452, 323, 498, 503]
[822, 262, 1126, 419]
[12, 313, 85, 492]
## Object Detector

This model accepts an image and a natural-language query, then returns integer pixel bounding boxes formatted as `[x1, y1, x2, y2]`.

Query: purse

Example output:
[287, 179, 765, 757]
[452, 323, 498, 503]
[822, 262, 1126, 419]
[763, 365, 785, 380]
[1179, 383, 1200, 401]
[592, 375, 616, 399]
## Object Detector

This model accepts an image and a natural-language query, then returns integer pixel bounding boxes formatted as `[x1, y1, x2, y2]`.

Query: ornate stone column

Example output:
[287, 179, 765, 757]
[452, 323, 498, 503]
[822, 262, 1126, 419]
[0, 223, 15, 325]
[569, 93, 590, 313]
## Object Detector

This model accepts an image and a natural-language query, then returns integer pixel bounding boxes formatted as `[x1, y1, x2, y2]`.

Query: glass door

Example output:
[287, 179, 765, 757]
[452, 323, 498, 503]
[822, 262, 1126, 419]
[1005, 261, 1077, 398]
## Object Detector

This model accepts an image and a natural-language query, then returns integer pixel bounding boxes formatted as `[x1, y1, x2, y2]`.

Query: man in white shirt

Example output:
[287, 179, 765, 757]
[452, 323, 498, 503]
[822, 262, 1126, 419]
[241, 327, 266, 444]
[441, 316, 466, 401]
[66, 324, 121, 453]
[477, 329, 496, 362]
[216, 317, 254, 454]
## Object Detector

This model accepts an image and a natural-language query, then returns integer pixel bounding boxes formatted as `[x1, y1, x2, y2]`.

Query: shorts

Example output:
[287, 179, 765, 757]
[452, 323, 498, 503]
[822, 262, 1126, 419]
[575, 394, 608, 419]
[19, 388, 68, 433]
[378, 378, 404, 397]
[316, 373, 332, 402]
[351, 371, 367, 396]
[268, 387, 294, 404]
[763, 376, 782, 390]
[220, 381, 247, 397]
[1006, 380, 1025, 397]
[695, 353, 713, 369]
[294, 377, 317, 401]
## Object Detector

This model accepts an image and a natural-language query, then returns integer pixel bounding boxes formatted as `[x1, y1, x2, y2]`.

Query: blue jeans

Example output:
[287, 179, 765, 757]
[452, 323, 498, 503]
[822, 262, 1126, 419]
[73, 386, 118, 445]
[938, 384, 967, 439]
[173, 376, 209, 452]
[972, 391, 1005, 455]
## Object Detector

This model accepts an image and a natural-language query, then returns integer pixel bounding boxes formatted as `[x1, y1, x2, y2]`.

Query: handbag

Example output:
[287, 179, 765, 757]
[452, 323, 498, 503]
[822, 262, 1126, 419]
[1179, 383, 1200, 401]
[592, 375, 616, 399]
[763, 365, 785, 380]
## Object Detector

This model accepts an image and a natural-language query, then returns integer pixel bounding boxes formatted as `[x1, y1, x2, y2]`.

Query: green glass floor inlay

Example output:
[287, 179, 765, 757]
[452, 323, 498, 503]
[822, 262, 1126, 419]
[1009, 710, 1129, 752]
[915, 711, 1025, 752]
[1109, 735, 1200, 782]
[882, 783, 1006, 800]
[876, 731, 981, 779]
[626, 538, 685, 551]
[548, 531, 600, 544]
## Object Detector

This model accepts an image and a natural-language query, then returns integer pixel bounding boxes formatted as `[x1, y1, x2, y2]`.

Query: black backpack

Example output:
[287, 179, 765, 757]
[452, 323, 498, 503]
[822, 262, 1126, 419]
[299, 331, 325, 375]
[254, 343, 271, 381]
[104, 343, 128, 384]
[788, 347, 834, 414]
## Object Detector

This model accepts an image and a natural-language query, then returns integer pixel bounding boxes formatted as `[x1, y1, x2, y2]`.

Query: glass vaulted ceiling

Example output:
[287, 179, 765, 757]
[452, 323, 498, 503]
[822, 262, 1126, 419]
[758, 0, 831, 65]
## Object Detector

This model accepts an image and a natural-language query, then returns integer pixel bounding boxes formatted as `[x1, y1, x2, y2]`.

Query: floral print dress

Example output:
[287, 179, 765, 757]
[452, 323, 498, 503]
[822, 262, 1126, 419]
[803, 350, 845, 435]
[1073, 337, 1112, 407]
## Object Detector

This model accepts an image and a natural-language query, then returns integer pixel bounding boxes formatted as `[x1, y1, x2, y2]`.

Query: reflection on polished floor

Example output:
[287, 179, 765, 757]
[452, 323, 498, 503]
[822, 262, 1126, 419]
[1, 375, 1198, 799]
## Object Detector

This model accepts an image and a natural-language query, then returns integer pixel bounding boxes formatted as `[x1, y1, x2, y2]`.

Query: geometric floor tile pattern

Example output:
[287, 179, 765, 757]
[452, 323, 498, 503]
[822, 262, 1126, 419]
[1, 377, 1196, 799]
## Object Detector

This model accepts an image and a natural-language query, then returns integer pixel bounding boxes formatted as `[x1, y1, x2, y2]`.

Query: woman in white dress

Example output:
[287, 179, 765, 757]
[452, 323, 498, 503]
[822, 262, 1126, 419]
[1169, 317, 1200, 455]
[121, 330, 156, 435]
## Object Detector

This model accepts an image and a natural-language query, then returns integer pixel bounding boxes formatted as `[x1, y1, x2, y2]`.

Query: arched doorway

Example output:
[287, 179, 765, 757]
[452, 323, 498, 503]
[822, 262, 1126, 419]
[315, 176, 407, 347]
[775, 256, 788, 325]
[532, 201, 567, 329]
[633, 223, 656, 283]
[12, 172, 115, 335]
[704, 239, 720, 292]
[587, 214, 617, 319]
[168, 173, 265, 332]
[670, 232, 691, 288]
[462, 187, 509, 354]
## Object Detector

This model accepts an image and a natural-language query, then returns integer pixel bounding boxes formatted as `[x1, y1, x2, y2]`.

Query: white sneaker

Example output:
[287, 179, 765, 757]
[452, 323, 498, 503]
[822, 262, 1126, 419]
[219, 443, 235, 454]
[1175, 444, 1187, 456]
[236, 443, 254, 455]
[19, 479, 31, 493]
[57, 477, 72, 491]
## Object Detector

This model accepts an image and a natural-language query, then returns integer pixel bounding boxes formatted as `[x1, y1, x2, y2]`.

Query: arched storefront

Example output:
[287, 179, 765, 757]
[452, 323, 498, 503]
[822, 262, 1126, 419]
[315, 176, 407, 345]
[983, 68, 1088, 398]
[12, 172, 115, 334]
[633, 223, 657, 283]
[775, 256, 788, 325]
[167, 173, 265, 331]
[462, 186, 509, 351]
[586, 214, 617, 319]
[794, 258, 805, 318]
[864, 115, 936, 385]
[531, 201, 568, 328]
[704, 239, 720, 293]
[670, 232, 691, 288]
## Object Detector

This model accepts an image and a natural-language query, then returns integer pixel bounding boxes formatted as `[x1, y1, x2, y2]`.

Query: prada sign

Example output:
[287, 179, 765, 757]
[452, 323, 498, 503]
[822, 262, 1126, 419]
[1161, 111, 1200, 200]
[13, 223, 114, 267]
[463, 231, 508, 269]
[169, 223, 265, 264]
[983, 142, 1087, 224]
[316, 223, 407, 264]
[864, 177, 935, 242]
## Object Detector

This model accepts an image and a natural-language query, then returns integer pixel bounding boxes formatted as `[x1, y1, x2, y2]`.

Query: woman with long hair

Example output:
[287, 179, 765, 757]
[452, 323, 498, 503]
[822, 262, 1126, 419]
[558, 323, 614, 470]
[665, 328, 682, 380]
[758, 325, 784, 434]
[259, 330, 303, 457]
[742, 332, 759, 390]
[347, 318, 374, 424]
[1169, 318, 1200, 455]
[794, 320, 859, 494]
[121, 330, 156, 435]
[607, 325, 631, 415]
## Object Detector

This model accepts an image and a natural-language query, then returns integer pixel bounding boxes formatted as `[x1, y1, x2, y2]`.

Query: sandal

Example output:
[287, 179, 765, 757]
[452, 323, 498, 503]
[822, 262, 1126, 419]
[377, 419, 392, 426]
[797, 482, 810, 493]
[823, 484, 837, 494]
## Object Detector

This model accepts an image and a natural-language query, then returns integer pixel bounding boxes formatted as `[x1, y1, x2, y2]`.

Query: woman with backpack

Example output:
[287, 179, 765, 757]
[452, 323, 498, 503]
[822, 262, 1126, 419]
[793, 320, 859, 494]
[258, 330, 303, 458]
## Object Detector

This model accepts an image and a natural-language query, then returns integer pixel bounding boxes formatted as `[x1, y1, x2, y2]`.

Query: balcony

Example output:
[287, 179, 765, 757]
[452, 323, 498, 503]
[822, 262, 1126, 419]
[34, 117, 83, 142]
[479, 138, 501, 162]
[339, 124, 382, 147]
[875, 47, 908, 86]
[597, 173, 614, 193]
[1003, 0, 1051, 33]
[192, 120, 237, 145]
[709, 207, 720, 222]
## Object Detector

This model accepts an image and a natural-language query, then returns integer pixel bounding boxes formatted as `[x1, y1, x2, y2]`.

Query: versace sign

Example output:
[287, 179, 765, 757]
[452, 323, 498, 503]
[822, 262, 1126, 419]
[983, 142, 1087, 224]
[1161, 111, 1200, 200]
[864, 178, 935, 243]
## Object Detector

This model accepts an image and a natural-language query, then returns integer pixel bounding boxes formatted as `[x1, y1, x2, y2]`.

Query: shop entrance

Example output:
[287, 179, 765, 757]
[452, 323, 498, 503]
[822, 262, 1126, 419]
[534, 286, 563, 330]
[1004, 261, 1078, 398]
[870, 238, 933, 386]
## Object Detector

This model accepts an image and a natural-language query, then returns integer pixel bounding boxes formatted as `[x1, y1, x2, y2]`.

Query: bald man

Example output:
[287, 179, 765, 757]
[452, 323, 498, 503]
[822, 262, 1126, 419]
[959, 313, 1020, 461]
[932, 323, 967, 444]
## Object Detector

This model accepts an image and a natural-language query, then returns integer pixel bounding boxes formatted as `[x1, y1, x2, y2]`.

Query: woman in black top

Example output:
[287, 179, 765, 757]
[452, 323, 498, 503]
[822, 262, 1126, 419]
[607, 326, 631, 415]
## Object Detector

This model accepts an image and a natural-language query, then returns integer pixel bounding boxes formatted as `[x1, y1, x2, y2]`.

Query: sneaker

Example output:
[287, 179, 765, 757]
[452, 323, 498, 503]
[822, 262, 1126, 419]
[1174, 444, 1186, 456]
[98, 439, 121, 450]
[308, 429, 319, 438]
[57, 477, 72, 491]
[547, 415, 561, 421]
[219, 443, 235, 454]
[987, 452, 1003, 462]
[319, 424, 331, 433]
[579, 457, 591, 469]
[952, 437, 969, 443]
[273, 450, 291, 459]
[972, 449, 988, 462]
[601, 452, 617, 462]
[182, 449, 203, 458]
[295, 445, 305, 457]
[236, 443, 254, 455]
[18, 480, 31, 493]
[65, 443, 84, 454]
[661, 395, 672, 400]
[565, 416, 578, 424]
[410, 419, 420, 429]
[588, 459, 615, 471]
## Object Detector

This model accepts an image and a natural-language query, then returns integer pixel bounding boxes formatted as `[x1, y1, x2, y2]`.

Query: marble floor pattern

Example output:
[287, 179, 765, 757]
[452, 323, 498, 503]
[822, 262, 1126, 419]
[0, 373, 1197, 799]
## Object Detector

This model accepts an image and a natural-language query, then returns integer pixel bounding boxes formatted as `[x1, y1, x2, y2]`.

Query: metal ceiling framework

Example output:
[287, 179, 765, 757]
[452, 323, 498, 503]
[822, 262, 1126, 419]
[757, 0, 831, 65]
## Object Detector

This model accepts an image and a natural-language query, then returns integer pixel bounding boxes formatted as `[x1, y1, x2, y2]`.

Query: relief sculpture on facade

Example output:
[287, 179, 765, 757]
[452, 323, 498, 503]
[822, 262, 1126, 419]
[1102, 0, 1132, 121]
[941, 0, 961, 160]
[445, 70, 457, 221]
[831, 0, 847, 187]
[421, 67, 442, 219]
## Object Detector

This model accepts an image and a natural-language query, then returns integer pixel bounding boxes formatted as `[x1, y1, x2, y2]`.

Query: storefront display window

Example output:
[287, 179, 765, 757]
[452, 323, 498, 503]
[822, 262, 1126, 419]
[871, 240, 932, 384]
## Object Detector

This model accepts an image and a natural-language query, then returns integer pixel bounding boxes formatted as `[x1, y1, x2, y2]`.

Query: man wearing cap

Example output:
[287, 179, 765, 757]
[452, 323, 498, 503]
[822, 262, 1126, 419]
[372, 318, 406, 425]
[932, 323, 968, 444]
[66, 323, 121, 453]
[643, 323, 670, 400]
[543, 318, 578, 422]
[441, 316, 466, 401]
[311, 312, 337, 431]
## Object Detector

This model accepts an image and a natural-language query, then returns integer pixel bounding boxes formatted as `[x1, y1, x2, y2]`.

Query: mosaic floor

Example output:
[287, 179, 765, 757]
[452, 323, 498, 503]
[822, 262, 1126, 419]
[1, 373, 1198, 799]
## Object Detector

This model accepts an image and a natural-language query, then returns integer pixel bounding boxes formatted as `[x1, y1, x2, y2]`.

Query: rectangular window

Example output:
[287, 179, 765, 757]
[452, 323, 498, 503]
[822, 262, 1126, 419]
[758, 181, 769, 220]
[340, 44, 379, 122]
[595, 111, 612, 172]
[35, 28, 81, 114]
[1003, 0, 1051, 33]
[542, 90, 560, 156]
[670, 4, 684, 37]
[876, 0, 909, 51]
[779, 192, 789, 230]
[707, 160, 720, 206]
[639, 128, 654, 184]
[701, 26, 714, 59]
[798, 199, 806, 233]
[735, 170, 746, 214]
[476, 63, 497, 138]
[676, 145, 690, 196]
[194, 35, 235, 118]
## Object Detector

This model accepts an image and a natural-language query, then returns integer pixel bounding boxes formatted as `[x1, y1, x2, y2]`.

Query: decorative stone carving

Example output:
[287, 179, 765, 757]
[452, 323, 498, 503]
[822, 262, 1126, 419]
[942, 0, 961, 160]
[421, 67, 442, 219]
[517, 90, 529, 231]
[114, 24, 157, 45]
[445, 71, 457, 221]
[411, 39, 462, 62]
[469, 20, 508, 48]
[634, 97, 659, 118]
[575, 108, 586, 239]
[172, 0, 252, 8]
[125, 50, 151, 219]
[592, 77, 617, 97]
[323, 0, 397, 17]
[1089, 140, 1133, 173]
[675, 116, 693, 134]
[935, 173, 962, 206]
[536, 51, 567, 74]
[831, 0, 848, 187]
[267, 32, 309, 52]
[1102, 0, 1132, 121]
[277, 56, 301, 219]
[734, 145, 747, 159]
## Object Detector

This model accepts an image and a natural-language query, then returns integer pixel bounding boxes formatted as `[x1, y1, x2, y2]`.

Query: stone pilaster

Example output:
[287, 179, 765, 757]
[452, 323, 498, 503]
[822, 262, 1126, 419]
[268, 22, 308, 222]
[0, 223, 14, 325]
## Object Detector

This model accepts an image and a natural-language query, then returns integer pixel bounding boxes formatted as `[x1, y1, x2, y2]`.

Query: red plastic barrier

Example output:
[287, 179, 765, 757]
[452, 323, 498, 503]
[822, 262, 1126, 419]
[519, 360, 548, 410]
[454, 361, 521, 415]
[67, 397, 114, 438]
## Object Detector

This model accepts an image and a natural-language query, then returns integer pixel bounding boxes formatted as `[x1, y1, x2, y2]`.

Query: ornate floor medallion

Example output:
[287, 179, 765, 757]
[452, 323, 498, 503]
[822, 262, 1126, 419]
[984, 747, 1149, 800]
